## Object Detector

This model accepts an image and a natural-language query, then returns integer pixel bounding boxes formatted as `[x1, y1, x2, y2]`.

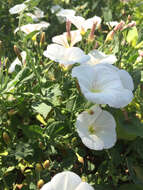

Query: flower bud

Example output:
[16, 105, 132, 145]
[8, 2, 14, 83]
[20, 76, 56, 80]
[105, 30, 115, 42]
[87, 109, 94, 115]
[40, 32, 45, 47]
[43, 160, 50, 169]
[113, 20, 125, 31]
[14, 45, 20, 57]
[88, 22, 97, 42]
[66, 20, 71, 45]
[3, 132, 11, 145]
[76, 153, 84, 164]
[37, 179, 44, 189]
[35, 163, 43, 172]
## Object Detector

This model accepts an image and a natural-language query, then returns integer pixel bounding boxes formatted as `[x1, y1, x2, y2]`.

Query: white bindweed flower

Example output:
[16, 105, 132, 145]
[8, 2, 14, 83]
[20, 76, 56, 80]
[56, 8, 76, 18]
[87, 49, 117, 65]
[8, 51, 26, 73]
[67, 15, 101, 35]
[43, 44, 90, 67]
[26, 7, 44, 22]
[9, 3, 27, 14]
[72, 63, 134, 108]
[40, 171, 94, 190]
[76, 105, 116, 150]
[51, 5, 75, 23]
[14, 21, 50, 34]
[50, 5, 61, 13]
[52, 30, 82, 48]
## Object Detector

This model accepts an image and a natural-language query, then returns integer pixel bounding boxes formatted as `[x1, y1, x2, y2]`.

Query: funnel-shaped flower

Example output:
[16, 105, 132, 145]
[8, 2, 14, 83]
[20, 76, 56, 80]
[76, 105, 116, 150]
[72, 63, 134, 108]
[87, 49, 117, 65]
[14, 21, 50, 34]
[9, 3, 27, 14]
[8, 51, 26, 73]
[52, 30, 82, 48]
[43, 44, 89, 67]
[26, 7, 44, 22]
[41, 171, 94, 190]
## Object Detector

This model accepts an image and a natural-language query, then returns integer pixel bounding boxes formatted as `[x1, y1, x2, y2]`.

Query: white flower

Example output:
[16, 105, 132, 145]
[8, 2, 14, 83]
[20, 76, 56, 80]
[87, 49, 117, 65]
[52, 30, 82, 48]
[106, 21, 119, 28]
[72, 63, 134, 108]
[26, 7, 44, 22]
[40, 171, 94, 190]
[8, 51, 26, 73]
[43, 44, 90, 67]
[67, 15, 101, 34]
[76, 105, 116, 150]
[9, 3, 27, 14]
[56, 8, 76, 18]
[14, 21, 50, 34]
[50, 5, 61, 13]
[51, 5, 75, 23]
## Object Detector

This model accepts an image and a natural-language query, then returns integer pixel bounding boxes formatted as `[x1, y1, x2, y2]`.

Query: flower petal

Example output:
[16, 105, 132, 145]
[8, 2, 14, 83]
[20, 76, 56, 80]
[51, 171, 81, 190]
[117, 69, 134, 91]
[76, 105, 116, 150]
[88, 50, 117, 65]
[9, 3, 27, 14]
[44, 44, 90, 66]
[40, 182, 53, 190]
[76, 182, 94, 190]
[72, 64, 133, 108]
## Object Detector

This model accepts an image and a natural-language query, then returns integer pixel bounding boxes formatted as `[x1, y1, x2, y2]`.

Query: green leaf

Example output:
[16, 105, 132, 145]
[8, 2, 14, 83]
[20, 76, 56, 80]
[116, 112, 143, 140]
[126, 26, 138, 47]
[22, 125, 43, 139]
[119, 184, 143, 190]
[32, 102, 52, 119]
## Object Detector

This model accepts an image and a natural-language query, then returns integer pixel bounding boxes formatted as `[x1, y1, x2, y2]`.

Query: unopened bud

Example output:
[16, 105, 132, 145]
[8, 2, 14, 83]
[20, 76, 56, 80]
[3, 132, 11, 145]
[66, 20, 71, 45]
[113, 20, 125, 31]
[37, 179, 44, 189]
[122, 21, 136, 30]
[14, 45, 20, 57]
[76, 153, 84, 164]
[40, 32, 45, 46]
[127, 15, 131, 21]
[87, 109, 94, 115]
[88, 22, 97, 42]
[39, 141, 44, 149]
[105, 30, 115, 42]
[43, 160, 50, 169]
[35, 163, 43, 172]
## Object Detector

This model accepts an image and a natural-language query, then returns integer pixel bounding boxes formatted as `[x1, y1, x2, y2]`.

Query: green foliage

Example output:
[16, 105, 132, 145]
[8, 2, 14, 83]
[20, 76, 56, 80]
[0, 0, 143, 189]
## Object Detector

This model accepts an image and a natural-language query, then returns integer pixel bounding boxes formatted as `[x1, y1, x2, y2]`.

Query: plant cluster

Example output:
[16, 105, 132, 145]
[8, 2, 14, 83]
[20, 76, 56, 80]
[0, 0, 143, 190]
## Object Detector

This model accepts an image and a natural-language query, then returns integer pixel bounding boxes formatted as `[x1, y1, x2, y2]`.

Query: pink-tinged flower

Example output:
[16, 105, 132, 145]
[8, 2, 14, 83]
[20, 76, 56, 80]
[41, 171, 94, 190]
[72, 63, 134, 108]
[76, 105, 116, 150]
[67, 15, 101, 35]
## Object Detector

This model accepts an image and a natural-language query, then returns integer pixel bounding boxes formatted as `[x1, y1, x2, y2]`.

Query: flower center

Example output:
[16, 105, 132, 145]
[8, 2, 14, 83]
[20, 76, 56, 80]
[80, 27, 85, 35]
[90, 88, 101, 93]
[88, 125, 96, 134]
